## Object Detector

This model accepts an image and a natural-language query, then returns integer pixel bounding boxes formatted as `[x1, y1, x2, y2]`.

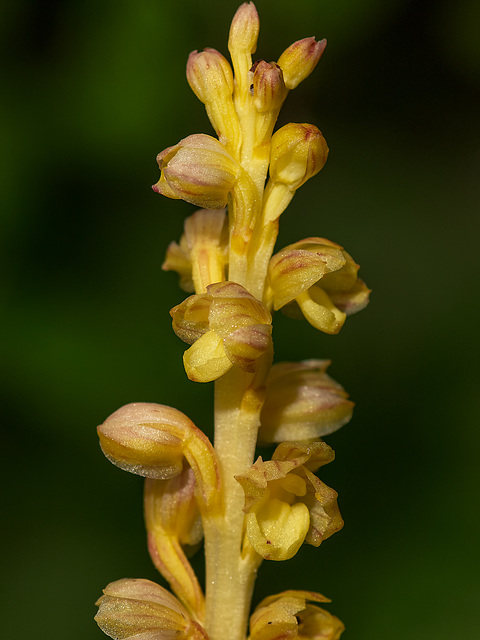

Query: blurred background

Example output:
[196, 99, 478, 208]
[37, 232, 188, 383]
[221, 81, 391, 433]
[1, 0, 479, 638]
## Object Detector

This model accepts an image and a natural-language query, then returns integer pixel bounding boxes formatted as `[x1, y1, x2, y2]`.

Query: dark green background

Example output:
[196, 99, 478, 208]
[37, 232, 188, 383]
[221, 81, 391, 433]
[2, 0, 479, 638]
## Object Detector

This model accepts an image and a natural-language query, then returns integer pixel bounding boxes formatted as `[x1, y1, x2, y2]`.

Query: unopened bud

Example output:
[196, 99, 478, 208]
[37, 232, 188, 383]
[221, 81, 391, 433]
[251, 60, 287, 113]
[186, 49, 241, 147]
[187, 48, 234, 104]
[228, 2, 260, 56]
[97, 403, 191, 479]
[269, 123, 329, 191]
[153, 134, 239, 209]
[277, 37, 326, 90]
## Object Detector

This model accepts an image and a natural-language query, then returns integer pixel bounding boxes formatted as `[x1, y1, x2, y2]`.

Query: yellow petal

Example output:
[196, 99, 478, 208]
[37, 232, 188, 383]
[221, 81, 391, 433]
[296, 287, 346, 334]
[246, 497, 310, 561]
[183, 331, 233, 382]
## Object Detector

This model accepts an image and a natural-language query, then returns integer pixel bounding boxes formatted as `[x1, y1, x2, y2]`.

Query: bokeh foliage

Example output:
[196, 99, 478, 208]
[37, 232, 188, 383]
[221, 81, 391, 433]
[1, 0, 479, 638]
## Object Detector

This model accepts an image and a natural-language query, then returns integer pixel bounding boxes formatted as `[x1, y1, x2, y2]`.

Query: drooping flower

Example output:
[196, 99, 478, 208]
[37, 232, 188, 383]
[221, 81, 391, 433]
[97, 402, 221, 513]
[267, 237, 370, 334]
[249, 590, 344, 640]
[258, 360, 354, 444]
[95, 578, 208, 639]
[170, 281, 272, 382]
[152, 134, 240, 209]
[236, 441, 343, 561]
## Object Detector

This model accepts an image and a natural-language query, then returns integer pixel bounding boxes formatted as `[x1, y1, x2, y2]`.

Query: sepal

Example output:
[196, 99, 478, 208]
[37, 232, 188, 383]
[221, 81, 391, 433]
[95, 578, 208, 640]
[258, 360, 354, 443]
[249, 590, 344, 640]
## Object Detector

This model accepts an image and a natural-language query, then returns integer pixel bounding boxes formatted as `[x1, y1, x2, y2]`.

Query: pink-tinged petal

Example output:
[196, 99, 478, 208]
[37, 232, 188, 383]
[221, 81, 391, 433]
[95, 578, 210, 640]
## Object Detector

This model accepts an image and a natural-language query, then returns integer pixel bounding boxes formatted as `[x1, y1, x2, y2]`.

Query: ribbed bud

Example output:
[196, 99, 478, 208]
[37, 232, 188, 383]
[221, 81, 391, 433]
[236, 441, 342, 561]
[187, 48, 234, 104]
[268, 238, 370, 334]
[250, 591, 344, 640]
[98, 403, 187, 480]
[170, 282, 272, 382]
[95, 578, 208, 640]
[277, 37, 326, 90]
[153, 134, 239, 209]
[269, 123, 329, 191]
[251, 60, 287, 113]
[186, 50, 240, 147]
[97, 403, 221, 513]
[259, 360, 354, 443]
[228, 2, 260, 55]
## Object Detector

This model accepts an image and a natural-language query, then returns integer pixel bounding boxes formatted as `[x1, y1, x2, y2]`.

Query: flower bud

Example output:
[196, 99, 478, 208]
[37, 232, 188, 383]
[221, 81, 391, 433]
[97, 403, 222, 514]
[187, 48, 234, 105]
[277, 37, 326, 90]
[259, 360, 354, 443]
[153, 134, 240, 209]
[251, 60, 287, 113]
[228, 2, 259, 56]
[95, 578, 208, 640]
[186, 50, 241, 147]
[97, 403, 187, 480]
[269, 123, 329, 191]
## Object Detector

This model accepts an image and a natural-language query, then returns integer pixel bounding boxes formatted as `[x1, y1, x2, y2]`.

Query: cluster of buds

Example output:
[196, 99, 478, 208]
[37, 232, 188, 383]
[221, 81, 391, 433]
[95, 4, 369, 640]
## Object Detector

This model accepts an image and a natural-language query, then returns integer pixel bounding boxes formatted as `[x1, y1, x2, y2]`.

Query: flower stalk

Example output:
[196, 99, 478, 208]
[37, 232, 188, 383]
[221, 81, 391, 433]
[95, 4, 369, 640]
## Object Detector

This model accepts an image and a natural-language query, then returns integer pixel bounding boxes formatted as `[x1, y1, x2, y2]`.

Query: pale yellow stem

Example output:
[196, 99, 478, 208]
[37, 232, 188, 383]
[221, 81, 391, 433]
[204, 355, 270, 640]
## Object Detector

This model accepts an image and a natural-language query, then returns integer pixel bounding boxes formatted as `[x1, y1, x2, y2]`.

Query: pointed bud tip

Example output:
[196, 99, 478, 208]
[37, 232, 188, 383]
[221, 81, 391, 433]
[229, 2, 260, 55]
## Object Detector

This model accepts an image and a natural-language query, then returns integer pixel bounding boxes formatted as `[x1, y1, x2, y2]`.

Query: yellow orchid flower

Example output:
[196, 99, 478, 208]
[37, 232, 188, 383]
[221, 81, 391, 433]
[268, 237, 370, 334]
[236, 441, 343, 561]
[170, 281, 272, 382]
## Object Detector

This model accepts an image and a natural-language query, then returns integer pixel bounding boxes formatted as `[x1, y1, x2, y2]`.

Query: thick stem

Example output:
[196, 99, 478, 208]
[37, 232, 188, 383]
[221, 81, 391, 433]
[203, 365, 266, 640]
